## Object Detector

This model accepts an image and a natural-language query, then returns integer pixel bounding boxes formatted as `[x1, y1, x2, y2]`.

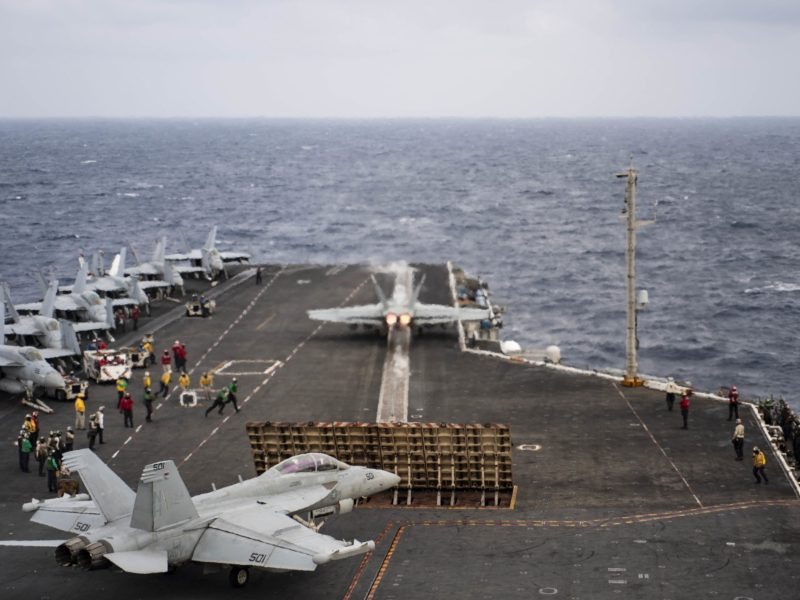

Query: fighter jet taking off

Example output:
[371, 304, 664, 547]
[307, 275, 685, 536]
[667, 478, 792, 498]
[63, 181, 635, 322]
[21, 450, 399, 587]
[307, 262, 491, 332]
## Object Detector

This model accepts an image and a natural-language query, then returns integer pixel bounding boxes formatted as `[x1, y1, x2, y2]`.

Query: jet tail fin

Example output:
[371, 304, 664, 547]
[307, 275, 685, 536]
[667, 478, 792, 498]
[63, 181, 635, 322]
[410, 273, 426, 307]
[104, 298, 115, 328]
[61, 450, 136, 524]
[40, 280, 59, 318]
[203, 226, 217, 251]
[130, 460, 198, 532]
[2, 282, 21, 324]
[370, 275, 389, 311]
[73, 261, 88, 295]
[60, 320, 81, 355]
[34, 270, 49, 297]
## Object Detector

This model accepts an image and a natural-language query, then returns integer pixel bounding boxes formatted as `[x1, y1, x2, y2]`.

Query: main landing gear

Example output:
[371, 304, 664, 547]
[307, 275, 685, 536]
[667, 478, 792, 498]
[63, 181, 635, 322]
[229, 565, 250, 588]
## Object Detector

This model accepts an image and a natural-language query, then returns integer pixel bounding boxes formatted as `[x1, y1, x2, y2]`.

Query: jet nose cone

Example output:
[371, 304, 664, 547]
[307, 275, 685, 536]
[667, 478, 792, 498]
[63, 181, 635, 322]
[378, 471, 401, 491]
[44, 371, 65, 390]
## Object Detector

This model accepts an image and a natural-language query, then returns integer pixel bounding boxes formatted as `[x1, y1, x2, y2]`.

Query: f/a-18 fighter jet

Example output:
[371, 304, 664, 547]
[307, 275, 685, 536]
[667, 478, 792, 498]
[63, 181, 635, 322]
[165, 226, 251, 280]
[2, 281, 84, 354]
[0, 300, 66, 396]
[22, 450, 399, 588]
[308, 262, 491, 332]
[125, 239, 185, 289]
[79, 248, 157, 306]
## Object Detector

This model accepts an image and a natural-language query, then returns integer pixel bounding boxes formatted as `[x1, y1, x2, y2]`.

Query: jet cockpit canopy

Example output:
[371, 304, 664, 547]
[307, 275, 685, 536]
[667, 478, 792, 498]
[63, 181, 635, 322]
[271, 453, 349, 475]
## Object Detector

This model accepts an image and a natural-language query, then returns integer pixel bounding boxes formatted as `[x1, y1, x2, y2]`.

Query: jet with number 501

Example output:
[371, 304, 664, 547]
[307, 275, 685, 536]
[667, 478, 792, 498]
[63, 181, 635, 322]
[21, 450, 399, 588]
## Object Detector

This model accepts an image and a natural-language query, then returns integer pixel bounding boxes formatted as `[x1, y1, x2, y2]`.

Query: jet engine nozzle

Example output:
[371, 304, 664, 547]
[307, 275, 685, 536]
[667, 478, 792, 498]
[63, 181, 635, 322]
[55, 536, 89, 566]
[76, 541, 111, 570]
[385, 312, 397, 327]
[398, 313, 411, 327]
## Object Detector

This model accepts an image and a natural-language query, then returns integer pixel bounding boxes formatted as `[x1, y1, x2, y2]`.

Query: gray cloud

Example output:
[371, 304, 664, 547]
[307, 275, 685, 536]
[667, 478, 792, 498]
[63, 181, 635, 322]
[0, 0, 798, 117]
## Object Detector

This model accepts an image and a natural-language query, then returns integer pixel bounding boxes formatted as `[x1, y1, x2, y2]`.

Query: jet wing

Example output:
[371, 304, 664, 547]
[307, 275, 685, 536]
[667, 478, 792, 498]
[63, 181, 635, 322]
[173, 265, 206, 275]
[88, 279, 126, 293]
[219, 251, 250, 261]
[14, 302, 43, 314]
[126, 265, 160, 277]
[307, 304, 385, 326]
[5, 321, 39, 336]
[413, 303, 490, 325]
[71, 321, 111, 333]
[111, 298, 141, 308]
[136, 280, 171, 290]
[165, 250, 200, 261]
[40, 348, 79, 360]
[24, 497, 105, 534]
[192, 506, 373, 571]
[0, 354, 24, 367]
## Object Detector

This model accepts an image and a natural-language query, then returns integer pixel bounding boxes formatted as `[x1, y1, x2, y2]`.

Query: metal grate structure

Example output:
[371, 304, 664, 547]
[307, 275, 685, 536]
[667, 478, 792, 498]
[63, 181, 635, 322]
[245, 421, 513, 506]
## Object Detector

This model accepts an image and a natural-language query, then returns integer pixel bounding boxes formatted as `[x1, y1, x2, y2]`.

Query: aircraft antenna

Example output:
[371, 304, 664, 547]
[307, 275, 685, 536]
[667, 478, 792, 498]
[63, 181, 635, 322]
[616, 163, 654, 387]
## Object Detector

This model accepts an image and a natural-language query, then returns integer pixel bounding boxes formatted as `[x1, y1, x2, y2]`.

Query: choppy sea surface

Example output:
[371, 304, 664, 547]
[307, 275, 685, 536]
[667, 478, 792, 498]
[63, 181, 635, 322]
[0, 119, 798, 408]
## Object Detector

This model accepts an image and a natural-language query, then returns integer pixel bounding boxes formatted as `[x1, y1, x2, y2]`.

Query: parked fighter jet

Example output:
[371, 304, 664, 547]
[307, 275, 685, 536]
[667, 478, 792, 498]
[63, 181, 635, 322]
[22, 450, 399, 587]
[10, 271, 115, 336]
[0, 300, 66, 396]
[2, 281, 84, 354]
[126, 238, 185, 289]
[165, 226, 251, 279]
[308, 263, 491, 332]
[78, 248, 159, 305]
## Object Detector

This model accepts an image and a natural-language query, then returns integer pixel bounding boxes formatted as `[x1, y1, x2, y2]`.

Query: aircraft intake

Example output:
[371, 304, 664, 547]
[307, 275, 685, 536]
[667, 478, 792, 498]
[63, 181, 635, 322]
[76, 541, 112, 570]
[55, 536, 89, 566]
[337, 498, 354, 515]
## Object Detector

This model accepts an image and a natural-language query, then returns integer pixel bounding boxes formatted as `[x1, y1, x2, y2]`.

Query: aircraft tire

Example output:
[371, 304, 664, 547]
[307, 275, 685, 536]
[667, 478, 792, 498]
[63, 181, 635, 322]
[229, 566, 249, 588]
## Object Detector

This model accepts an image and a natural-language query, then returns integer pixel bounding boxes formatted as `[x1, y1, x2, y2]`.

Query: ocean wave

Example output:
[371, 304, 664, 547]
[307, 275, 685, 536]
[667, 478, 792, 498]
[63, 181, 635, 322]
[745, 282, 800, 294]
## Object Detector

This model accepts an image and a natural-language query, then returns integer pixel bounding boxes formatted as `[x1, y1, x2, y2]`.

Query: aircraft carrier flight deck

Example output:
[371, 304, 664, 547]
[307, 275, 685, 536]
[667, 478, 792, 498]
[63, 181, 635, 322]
[2, 263, 799, 599]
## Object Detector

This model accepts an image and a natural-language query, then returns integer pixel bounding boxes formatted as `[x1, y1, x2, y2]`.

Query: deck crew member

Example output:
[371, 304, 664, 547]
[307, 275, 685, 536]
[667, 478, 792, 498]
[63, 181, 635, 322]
[255, 266, 262, 284]
[131, 305, 141, 330]
[46, 450, 59, 493]
[74, 393, 86, 430]
[96, 406, 105, 443]
[35, 439, 48, 476]
[680, 390, 691, 429]
[144, 387, 154, 422]
[64, 427, 75, 452]
[178, 371, 190, 393]
[731, 419, 744, 460]
[205, 388, 228, 417]
[159, 370, 172, 398]
[223, 377, 240, 413]
[199, 371, 213, 401]
[19, 433, 32, 473]
[29, 411, 40, 447]
[143, 370, 152, 391]
[116, 376, 128, 407]
[752, 446, 768, 483]
[161, 349, 172, 373]
[120, 393, 134, 428]
[728, 385, 740, 421]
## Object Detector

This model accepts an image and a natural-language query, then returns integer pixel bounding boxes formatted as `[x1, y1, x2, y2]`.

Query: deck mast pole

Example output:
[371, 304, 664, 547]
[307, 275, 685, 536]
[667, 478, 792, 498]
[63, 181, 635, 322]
[617, 165, 651, 387]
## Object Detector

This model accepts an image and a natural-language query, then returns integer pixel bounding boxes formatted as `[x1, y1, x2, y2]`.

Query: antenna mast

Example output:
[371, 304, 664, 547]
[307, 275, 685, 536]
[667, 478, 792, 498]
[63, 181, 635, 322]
[616, 165, 653, 387]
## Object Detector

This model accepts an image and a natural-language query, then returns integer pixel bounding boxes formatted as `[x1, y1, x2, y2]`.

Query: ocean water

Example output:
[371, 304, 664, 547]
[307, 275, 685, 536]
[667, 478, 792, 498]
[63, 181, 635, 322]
[1, 118, 798, 407]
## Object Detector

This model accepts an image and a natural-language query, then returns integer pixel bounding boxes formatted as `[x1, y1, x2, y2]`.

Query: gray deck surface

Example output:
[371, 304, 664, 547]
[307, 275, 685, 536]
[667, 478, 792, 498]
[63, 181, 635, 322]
[1, 264, 798, 599]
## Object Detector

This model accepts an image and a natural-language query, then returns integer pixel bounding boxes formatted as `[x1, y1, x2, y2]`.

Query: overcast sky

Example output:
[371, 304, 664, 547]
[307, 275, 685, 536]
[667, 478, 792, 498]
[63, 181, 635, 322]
[1, 0, 798, 118]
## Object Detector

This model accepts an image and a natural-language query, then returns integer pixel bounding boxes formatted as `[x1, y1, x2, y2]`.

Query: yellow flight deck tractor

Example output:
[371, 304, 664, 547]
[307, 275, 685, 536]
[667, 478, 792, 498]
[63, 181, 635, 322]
[186, 294, 215, 317]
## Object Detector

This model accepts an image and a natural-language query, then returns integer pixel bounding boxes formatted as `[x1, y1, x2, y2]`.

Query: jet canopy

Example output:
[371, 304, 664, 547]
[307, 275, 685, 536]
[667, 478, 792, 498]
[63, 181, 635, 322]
[21, 348, 43, 361]
[81, 291, 102, 306]
[271, 453, 349, 475]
